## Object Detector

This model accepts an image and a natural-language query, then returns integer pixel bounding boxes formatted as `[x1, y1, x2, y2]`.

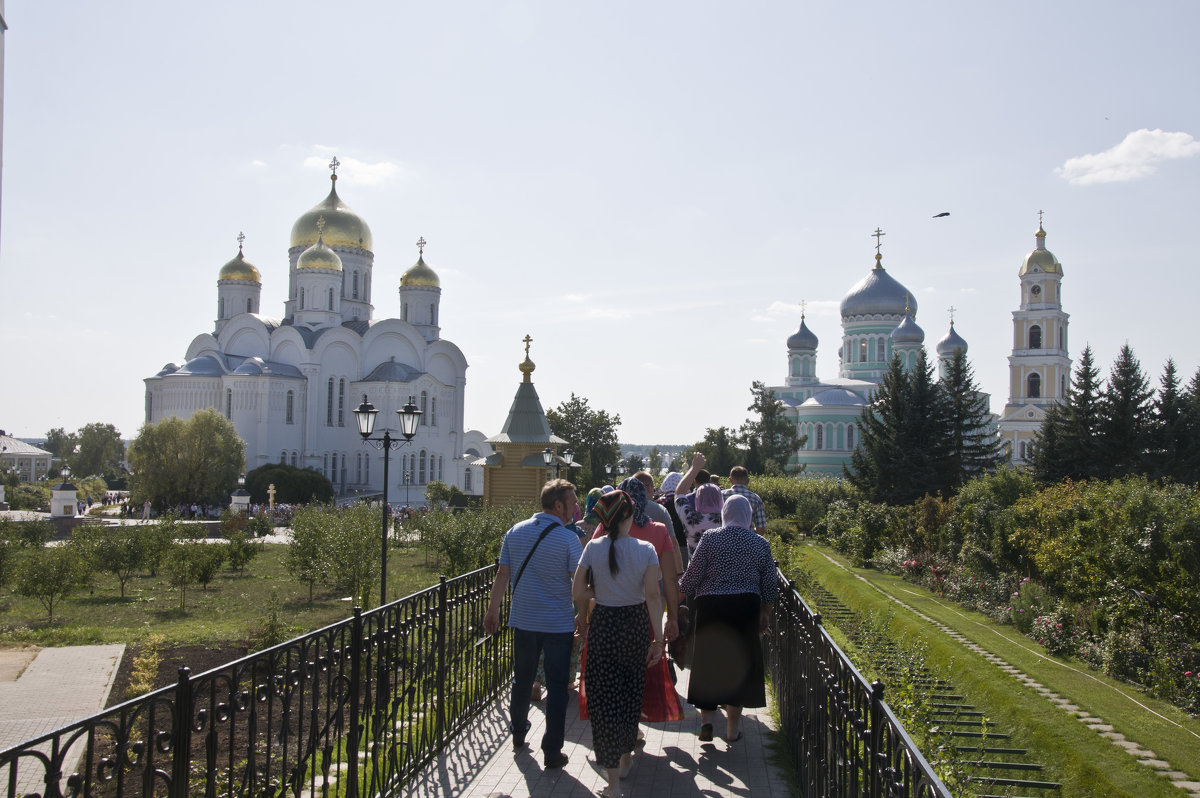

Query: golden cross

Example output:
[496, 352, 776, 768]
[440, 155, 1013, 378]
[948, 305, 957, 324]
[416, 236, 426, 255]
[237, 231, 245, 251]
[316, 215, 326, 236]
[1038, 209, 1044, 227]
[872, 227, 886, 255]
[329, 156, 340, 177]
[523, 334, 532, 358]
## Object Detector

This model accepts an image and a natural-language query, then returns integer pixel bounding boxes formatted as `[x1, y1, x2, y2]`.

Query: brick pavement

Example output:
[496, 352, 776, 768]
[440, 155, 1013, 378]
[0, 645, 126, 796]
[403, 668, 789, 797]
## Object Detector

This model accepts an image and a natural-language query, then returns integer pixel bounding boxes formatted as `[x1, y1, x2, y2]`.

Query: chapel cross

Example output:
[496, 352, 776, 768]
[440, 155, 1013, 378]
[948, 305, 957, 324]
[416, 236, 426, 255]
[316, 215, 326, 236]
[1038, 209, 1044, 227]
[800, 299, 807, 319]
[237, 231, 245, 251]
[330, 156, 340, 177]
[872, 227, 886, 254]
[523, 334, 532, 358]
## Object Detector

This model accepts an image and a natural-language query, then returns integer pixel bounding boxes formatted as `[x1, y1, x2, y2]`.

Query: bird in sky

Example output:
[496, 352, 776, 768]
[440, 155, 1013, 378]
[933, 212, 950, 218]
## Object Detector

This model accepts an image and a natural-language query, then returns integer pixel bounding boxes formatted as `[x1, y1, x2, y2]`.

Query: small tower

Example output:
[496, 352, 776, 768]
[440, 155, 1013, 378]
[293, 216, 344, 328]
[480, 336, 568, 505]
[215, 233, 262, 335]
[399, 236, 442, 343]
[999, 213, 1072, 465]
[936, 312, 969, 380]
[889, 295, 925, 371]
[785, 302, 820, 389]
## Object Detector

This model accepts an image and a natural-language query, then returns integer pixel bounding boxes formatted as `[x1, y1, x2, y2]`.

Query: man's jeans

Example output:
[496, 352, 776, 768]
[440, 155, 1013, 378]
[510, 628, 573, 755]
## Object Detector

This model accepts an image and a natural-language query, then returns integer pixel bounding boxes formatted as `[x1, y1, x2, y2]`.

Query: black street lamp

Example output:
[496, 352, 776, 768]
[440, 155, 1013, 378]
[541, 447, 575, 479]
[354, 394, 421, 607]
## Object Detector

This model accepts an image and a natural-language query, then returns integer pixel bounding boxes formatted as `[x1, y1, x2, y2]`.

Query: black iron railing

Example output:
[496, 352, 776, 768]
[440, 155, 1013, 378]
[764, 568, 951, 798]
[0, 564, 509, 798]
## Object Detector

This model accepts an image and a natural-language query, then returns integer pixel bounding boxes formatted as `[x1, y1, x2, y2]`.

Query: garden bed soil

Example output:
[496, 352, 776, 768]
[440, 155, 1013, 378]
[106, 644, 247, 707]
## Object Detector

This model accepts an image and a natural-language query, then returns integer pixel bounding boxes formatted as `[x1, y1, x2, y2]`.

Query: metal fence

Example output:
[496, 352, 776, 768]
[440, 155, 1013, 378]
[764, 568, 952, 798]
[0, 564, 509, 798]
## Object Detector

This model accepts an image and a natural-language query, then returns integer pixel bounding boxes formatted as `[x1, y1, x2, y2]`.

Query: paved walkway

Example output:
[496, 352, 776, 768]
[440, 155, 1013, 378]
[0, 645, 126, 796]
[404, 668, 788, 797]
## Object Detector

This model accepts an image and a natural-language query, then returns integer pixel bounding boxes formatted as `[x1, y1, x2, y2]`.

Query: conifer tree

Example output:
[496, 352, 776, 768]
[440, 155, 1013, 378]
[1150, 359, 1186, 481]
[939, 350, 1007, 489]
[1179, 367, 1200, 484]
[1033, 346, 1104, 482]
[1100, 344, 1153, 478]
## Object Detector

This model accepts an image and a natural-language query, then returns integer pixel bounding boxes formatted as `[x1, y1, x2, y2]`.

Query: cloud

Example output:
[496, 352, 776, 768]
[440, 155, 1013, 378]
[249, 159, 268, 168]
[561, 293, 590, 304]
[304, 148, 402, 186]
[1055, 129, 1200, 185]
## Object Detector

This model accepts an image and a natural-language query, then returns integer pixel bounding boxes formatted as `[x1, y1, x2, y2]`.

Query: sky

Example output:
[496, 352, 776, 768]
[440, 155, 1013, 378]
[2, 2, 1198, 446]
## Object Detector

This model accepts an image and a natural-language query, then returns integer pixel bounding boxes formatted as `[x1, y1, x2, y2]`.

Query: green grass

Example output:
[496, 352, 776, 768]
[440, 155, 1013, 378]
[790, 542, 1200, 798]
[0, 541, 451, 648]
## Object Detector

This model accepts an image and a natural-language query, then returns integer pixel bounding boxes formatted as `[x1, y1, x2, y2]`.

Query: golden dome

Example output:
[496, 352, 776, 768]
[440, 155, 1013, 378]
[289, 175, 373, 252]
[297, 232, 343, 273]
[218, 247, 261, 283]
[1019, 225, 1062, 275]
[401, 255, 440, 288]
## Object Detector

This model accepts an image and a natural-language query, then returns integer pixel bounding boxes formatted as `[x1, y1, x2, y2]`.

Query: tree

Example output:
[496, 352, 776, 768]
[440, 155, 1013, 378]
[1100, 344, 1153, 479]
[939, 351, 1006, 489]
[128, 409, 246, 509]
[1033, 346, 1104, 483]
[14, 543, 91, 621]
[286, 506, 333, 604]
[693, 426, 742, 478]
[1149, 359, 1188, 482]
[647, 447, 663, 473]
[738, 381, 802, 475]
[546, 393, 621, 491]
[245, 463, 333, 504]
[73, 423, 125, 481]
[424, 480, 465, 509]
[165, 524, 223, 610]
[847, 352, 950, 504]
[74, 524, 145, 598]
[43, 427, 78, 463]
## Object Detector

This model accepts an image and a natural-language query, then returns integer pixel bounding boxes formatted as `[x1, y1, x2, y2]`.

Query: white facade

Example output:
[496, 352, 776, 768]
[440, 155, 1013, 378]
[145, 165, 475, 503]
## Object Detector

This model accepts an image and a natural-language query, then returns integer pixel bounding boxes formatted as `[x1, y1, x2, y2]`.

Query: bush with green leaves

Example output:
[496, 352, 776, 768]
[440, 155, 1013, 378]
[816, 499, 894, 567]
[73, 523, 145, 598]
[286, 503, 381, 606]
[406, 501, 534, 575]
[165, 524, 224, 610]
[14, 542, 92, 621]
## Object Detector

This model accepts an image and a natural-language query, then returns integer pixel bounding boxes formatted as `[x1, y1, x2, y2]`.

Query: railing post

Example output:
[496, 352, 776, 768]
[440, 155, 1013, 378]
[347, 607, 363, 798]
[870, 679, 884, 797]
[437, 575, 448, 751]
[169, 668, 192, 798]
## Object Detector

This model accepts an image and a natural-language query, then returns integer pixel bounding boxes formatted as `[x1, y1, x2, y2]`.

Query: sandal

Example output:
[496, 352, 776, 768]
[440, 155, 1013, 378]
[698, 723, 713, 742]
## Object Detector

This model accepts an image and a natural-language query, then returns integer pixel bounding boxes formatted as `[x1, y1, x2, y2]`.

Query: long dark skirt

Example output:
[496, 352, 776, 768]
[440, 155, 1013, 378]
[586, 603, 650, 768]
[687, 592, 765, 711]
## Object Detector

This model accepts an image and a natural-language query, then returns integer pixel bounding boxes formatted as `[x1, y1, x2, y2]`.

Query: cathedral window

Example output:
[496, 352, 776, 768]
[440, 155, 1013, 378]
[219, 297, 225, 319]
[847, 425, 855, 450]
[430, 303, 436, 325]
[419, 450, 427, 484]
[146, 394, 152, 422]
[353, 272, 359, 299]
[280, 451, 287, 464]
[420, 391, 428, 425]
[1029, 325, 1042, 349]
[326, 379, 334, 426]
[859, 340, 868, 362]
[329, 288, 335, 310]
[464, 468, 472, 492]
[247, 298, 253, 313]
[225, 389, 232, 419]
[403, 303, 408, 321]
[338, 379, 345, 426]
[331, 453, 338, 484]
[877, 338, 886, 362]
[286, 391, 294, 424]
[300, 288, 305, 309]
[438, 456, 443, 481]
[431, 397, 437, 426]
[356, 453, 362, 483]
[815, 425, 824, 450]
[1027, 372, 1041, 398]
[364, 453, 370, 482]
[324, 453, 329, 477]
[291, 451, 298, 467]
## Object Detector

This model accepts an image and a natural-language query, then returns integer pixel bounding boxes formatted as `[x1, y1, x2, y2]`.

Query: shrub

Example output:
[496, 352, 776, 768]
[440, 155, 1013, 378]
[128, 634, 164, 698]
[1009, 579, 1054, 634]
[225, 529, 262, 573]
[1031, 605, 1077, 656]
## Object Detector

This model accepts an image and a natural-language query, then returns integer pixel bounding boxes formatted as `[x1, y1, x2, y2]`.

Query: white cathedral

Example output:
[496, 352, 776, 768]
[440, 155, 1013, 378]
[771, 220, 1070, 474]
[145, 159, 486, 502]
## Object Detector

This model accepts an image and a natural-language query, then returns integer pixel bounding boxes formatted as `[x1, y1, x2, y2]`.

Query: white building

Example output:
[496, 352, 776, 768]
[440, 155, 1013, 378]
[144, 160, 475, 503]
[997, 221, 1071, 465]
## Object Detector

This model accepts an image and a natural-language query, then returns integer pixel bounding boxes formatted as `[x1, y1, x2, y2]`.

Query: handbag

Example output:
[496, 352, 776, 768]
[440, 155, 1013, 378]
[668, 601, 694, 668]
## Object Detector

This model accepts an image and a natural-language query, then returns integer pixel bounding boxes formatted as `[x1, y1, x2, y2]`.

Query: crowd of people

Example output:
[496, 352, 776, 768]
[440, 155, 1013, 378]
[483, 453, 776, 798]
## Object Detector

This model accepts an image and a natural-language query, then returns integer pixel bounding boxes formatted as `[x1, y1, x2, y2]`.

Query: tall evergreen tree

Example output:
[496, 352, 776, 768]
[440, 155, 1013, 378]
[1150, 359, 1187, 481]
[1100, 344, 1153, 478]
[1179, 367, 1200, 484]
[737, 381, 802, 474]
[939, 350, 1006, 489]
[1034, 345, 1105, 482]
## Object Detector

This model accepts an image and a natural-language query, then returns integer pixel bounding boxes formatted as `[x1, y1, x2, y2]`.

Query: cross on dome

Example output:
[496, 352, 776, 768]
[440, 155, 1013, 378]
[237, 231, 245, 252]
[329, 157, 340, 178]
[416, 236, 426, 255]
[1038, 209, 1044, 227]
[872, 227, 886, 254]
[316, 215, 326, 237]
[948, 305, 957, 324]
[523, 334, 532, 357]
[800, 299, 807, 319]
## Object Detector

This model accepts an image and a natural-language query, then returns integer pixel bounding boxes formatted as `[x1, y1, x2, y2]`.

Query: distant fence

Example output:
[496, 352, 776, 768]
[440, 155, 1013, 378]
[764, 568, 951, 798]
[0, 565, 508, 798]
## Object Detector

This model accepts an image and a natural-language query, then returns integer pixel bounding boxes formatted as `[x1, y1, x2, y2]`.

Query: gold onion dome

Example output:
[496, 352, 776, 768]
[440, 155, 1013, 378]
[290, 171, 373, 252]
[1020, 223, 1062, 276]
[219, 240, 261, 283]
[402, 255, 440, 288]
[297, 225, 343, 273]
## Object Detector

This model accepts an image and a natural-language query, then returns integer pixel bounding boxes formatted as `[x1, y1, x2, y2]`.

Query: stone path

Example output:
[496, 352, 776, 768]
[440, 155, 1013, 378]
[811, 546, 1200, 797]
[403, 667, 789, 797]
[0, 645, 126, 797]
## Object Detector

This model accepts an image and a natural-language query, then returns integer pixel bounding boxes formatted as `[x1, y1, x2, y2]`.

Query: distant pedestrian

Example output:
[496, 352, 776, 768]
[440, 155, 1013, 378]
[723, 466, 766, 535]
[142, 500, 151, 520]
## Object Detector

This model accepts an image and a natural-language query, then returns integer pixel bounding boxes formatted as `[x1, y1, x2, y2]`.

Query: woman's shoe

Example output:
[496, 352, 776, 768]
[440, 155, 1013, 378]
[698, 723, 713, 742]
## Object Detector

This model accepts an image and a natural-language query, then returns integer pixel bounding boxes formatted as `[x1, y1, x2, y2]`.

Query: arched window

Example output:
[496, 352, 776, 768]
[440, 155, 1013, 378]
[330, 453, 337, 484]
[328, 288, 335, 310]
[815, 425, 824, 450]
[364, 274, 369, 297]
[1027, 372, 1042, 398]
[286, 390, 294, 424]
[291, 451, 298, 467]
[430, 303, 436, 325]
[352, 271, 359, 299]
[356, 453, 362, 483]
[300, 288, 305, 309]
[420, 391, 428, 425]
[280, 451, 287, 464]
[323, 453, 329, 476]
[403, 303, 408, 321]
[218, 297, 225, 319]
[225, 388, 233, 419]
[431, 397, 437, 426]
[877, 338, 886, 362]
[438, 456, 444, 481]
[337, 379, 345, 426]
[859, 339, 868, 362]
[1029, 325, 1042, 349]
[847, 425, 855, 450]
[464, 468, 472, 491]
[419, 450, 427, 484]
[326, 378, 334, 426]
[364, 453, 370, 482]
[246, 298, 253, 313]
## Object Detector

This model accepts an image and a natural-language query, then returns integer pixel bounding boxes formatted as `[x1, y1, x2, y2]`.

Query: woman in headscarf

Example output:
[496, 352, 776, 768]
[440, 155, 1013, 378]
[678, 495, 778, 743]
[657, 471, 689, 568]
[578, 487, 604, 538]
[572, 491, 664, 797]
[674, 482, 724, 558]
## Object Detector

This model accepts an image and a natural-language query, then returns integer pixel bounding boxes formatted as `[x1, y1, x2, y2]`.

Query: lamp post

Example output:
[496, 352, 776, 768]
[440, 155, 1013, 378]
[541, 447, 575, 479]
[354, 394, 421, 607]
[231, 473, 251, 516]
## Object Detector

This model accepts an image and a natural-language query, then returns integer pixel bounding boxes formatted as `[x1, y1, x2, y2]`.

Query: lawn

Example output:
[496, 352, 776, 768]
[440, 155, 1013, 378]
[0, 541, 456, 649]
[789, 542, 1200, 798]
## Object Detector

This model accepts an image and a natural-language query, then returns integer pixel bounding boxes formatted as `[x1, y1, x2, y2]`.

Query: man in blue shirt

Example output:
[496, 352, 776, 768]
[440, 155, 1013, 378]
[483, 479, 582, 769]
